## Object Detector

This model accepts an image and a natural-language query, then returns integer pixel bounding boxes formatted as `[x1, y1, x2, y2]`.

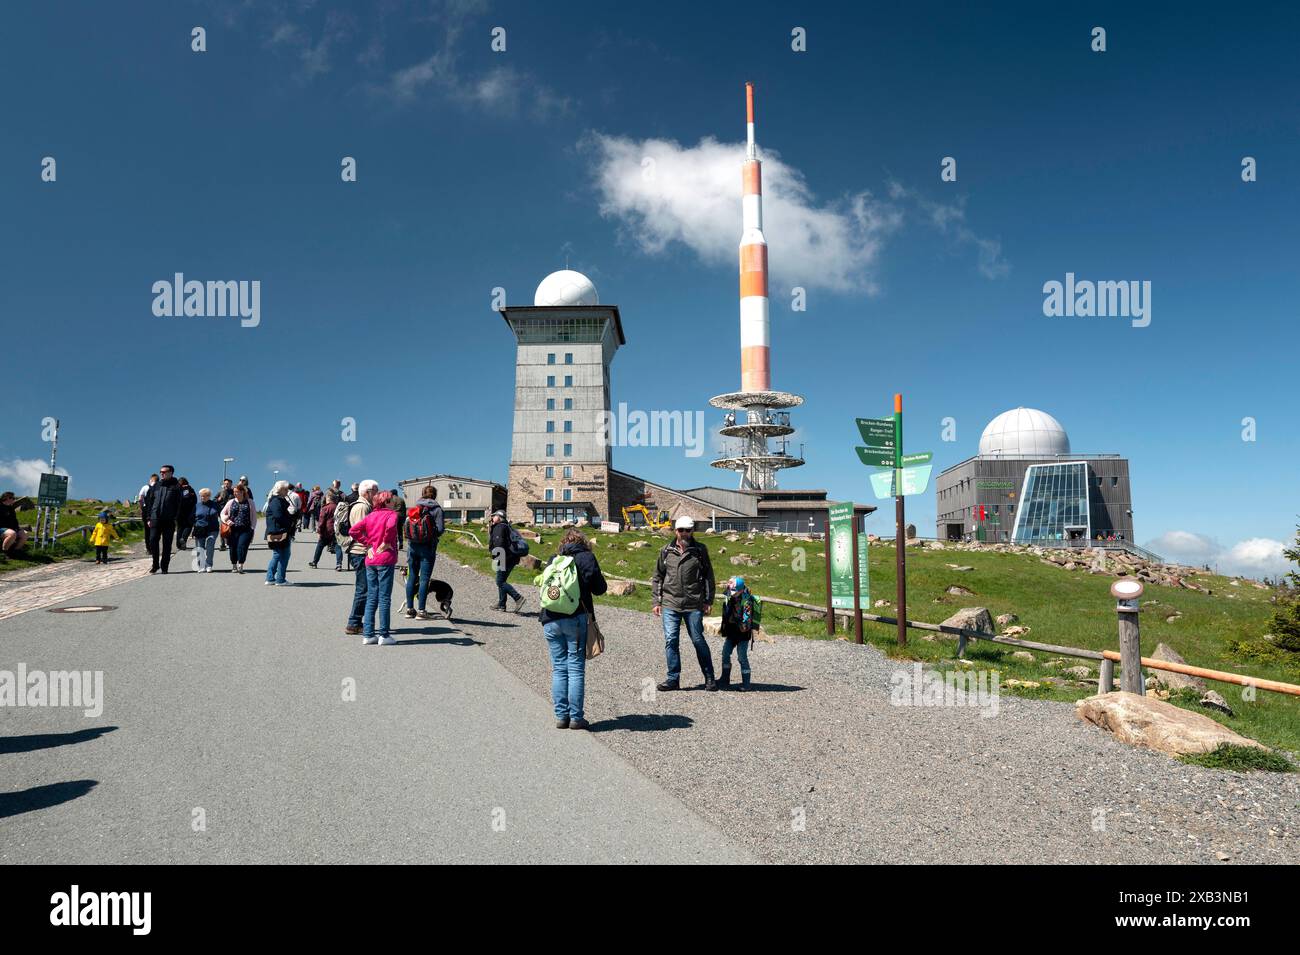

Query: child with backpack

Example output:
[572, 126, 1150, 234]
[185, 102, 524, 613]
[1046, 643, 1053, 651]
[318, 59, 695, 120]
[89, 511, 119, 564]
[719, 576, 760, 691]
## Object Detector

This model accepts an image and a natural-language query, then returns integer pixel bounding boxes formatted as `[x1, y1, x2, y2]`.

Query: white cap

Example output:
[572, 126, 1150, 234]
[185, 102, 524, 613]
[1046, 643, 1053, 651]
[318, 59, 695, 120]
[674, 516, 695, 530]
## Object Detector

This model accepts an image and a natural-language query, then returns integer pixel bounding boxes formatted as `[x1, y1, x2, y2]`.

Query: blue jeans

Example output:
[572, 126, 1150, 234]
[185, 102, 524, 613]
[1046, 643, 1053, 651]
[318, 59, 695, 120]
[496, 568, 521, 607]
[193, 532, 217, 571]
[364, 564, 395, 638]
[347, 553, 368, 627]
[227, 526, 253, 566]
[543, 613, 588, 721]
[405, 543, 437, 610]
[662, 608, 713, 683]
[265, 540, 291, 583]
[722, 635, 751, 677]
[312, 537, 339, 567]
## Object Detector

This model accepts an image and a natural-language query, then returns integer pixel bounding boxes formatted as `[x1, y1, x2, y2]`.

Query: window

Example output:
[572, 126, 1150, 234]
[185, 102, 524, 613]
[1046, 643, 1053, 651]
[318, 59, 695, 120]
[546, 421, 555, 433]
[563, 398, 573, 410]
[564, 353, 573, 364]
[545, 466, 554, 479]
[562, 466, 572, 479]
[545, 444, 554, 457]
[1111, 476, 1119, 487]
[564, 375, 573, 387]
[563, 444, 572, 457]
[546, 375, 555, 387]
[545, 488, 554, 502]
[547, 353, 556, 365]
[546, 398, 555, 410]
[563, 489, 572, 502]
[563, 420, 572, 433]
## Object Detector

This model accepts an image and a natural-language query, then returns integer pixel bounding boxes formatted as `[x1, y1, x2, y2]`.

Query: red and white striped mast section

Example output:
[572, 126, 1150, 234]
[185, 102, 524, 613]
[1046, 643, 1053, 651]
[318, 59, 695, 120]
[711, 81, 804, 492]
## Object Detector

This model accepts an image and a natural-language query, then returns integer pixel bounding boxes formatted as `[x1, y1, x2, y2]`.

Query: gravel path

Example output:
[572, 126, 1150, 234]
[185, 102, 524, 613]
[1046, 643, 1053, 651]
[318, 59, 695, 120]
[448, 557, 1300, 864]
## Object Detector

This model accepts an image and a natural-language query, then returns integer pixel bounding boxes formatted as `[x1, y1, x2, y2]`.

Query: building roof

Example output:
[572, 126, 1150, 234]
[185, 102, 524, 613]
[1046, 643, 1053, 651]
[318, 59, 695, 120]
[399, 473, 506, 490]
[500, 304, 626, 346]
[979, 407, 1070, 457]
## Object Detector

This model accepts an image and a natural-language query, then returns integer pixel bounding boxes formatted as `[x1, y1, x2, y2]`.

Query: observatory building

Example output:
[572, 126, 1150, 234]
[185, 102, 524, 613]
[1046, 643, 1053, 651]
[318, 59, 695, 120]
[934, 408, 1135, 546]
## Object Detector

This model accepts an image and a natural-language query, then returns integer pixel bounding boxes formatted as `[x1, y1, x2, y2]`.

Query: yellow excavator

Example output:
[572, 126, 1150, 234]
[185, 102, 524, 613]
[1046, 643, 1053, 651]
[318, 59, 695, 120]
[621, 505, 671, 530]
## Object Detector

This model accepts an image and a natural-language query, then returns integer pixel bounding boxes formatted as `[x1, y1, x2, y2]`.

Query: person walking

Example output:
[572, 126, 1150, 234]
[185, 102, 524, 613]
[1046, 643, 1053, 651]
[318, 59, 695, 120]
[718, 576, 757, 690]
[342, 480, 378, 634]
[191, 488, 221, 572]
[175, 477, 197, 550]
[310, 488, 342, 570]
[348, 489, 401, 645]
[488, 510, 526, 613]
[214, 478, 234, 551]
[144, 465, 183, 574]
[403, 484, 445, 619]
[305, 485, 323, 533]
[264, 480, 296, 586]
[89, 511, 118, 564]
[137, 474, 157, 524]
[537, 528, 607, 730]
[651, 516, 717, 691]
[220, 483, 256, 573]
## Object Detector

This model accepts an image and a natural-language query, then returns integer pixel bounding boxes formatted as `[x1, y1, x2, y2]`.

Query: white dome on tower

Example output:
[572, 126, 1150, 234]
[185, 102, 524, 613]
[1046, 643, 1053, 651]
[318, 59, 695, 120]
[534, 270, 598, 307]
[979, 408, 1070, 457]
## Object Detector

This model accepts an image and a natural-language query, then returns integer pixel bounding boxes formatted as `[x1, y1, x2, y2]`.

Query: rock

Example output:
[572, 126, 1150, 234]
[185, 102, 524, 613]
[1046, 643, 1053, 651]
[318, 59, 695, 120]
[1165, 614, 1183, 623]
[1151, 643, 1206, 692]
[874, 599, 890, 608]
[616, 559, 628, 567]
[517, 555, 541, 571]
[725, 534, 740, 542]
[606, 580, 636, 597]
[718, 547, 727, 554]
[1001, 625, 1030, 637]
[1215, 851, 1231, 862]
[1200, 690, 1234, 717]
[702, 615, 723, 637]
[1075, 692, 1266, 756]
[794, 611, 823, 622]
[626, 540, 649, 549]
[945, 564, 975, 572]
[995, 613, 1019, 627]
[940, 607, 994, 636]
[945, 585, 974, 596]
[1063, 665, 1093, 680]
[1011, 650, 1035, 662]
[729, 554, 759, 566]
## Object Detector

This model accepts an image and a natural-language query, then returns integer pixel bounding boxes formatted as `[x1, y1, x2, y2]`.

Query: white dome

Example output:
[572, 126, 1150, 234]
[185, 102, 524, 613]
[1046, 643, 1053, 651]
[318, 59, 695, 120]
[534, 270, 598, 307]
[979, 408, 1070, 457]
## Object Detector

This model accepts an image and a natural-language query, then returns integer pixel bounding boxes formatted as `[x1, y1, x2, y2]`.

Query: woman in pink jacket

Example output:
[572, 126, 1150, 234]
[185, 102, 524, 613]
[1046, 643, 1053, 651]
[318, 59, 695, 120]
[348, 490, 401, 645]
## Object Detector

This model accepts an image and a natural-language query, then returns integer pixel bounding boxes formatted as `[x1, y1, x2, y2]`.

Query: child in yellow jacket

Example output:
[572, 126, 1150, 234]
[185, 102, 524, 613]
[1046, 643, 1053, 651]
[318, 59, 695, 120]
[89, 511, 119, 564]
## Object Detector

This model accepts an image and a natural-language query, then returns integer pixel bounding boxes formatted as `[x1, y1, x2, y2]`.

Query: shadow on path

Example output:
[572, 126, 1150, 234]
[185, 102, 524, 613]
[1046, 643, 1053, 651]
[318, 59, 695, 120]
[0, 780, 98, 819]
[589, 713, 694, 733]
[0, 726, 118, 755]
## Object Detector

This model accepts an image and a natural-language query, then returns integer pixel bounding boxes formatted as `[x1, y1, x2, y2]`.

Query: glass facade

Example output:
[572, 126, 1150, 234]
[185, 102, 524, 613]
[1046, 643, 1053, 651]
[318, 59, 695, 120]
[1012, 462, 1090, 542]
[515, 317, 607, 345]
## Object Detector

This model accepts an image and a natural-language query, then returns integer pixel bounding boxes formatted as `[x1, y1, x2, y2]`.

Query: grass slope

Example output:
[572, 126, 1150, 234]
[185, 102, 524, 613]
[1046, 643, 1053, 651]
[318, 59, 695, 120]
[1, 500, 146, 573]
[439, 525, 1300, 754]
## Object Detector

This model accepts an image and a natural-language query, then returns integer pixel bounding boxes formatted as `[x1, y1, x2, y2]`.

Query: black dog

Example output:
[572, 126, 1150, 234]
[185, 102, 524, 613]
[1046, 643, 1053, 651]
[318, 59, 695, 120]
[429, 579, 454, 620]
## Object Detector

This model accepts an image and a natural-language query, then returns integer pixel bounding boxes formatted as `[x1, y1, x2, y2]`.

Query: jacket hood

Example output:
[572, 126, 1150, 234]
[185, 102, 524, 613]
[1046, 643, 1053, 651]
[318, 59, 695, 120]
[415, 498, 440, 509]
[559, 541, 588, 557]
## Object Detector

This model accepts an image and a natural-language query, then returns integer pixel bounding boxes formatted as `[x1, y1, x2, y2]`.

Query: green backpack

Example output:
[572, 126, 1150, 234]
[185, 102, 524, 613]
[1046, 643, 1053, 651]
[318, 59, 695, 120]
[535, 555, 581, 615]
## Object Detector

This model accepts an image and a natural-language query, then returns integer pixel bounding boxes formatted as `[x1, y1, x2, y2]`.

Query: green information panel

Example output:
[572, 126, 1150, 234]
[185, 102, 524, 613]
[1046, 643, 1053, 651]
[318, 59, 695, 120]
[857, 533, 870, 607]
[828, 501, 856, 609]
[38, 473, 69, 508]
[855, 446, 895, 468]
[868, 464, 934, 499]
[855, 417, 894, 445]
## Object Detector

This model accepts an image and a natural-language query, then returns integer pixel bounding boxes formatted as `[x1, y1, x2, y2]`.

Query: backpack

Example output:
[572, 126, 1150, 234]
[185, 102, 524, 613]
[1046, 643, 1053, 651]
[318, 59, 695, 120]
[335, 500, 357, 539]
[408, 506, 436, 545]
[508, 527, 529, 557]
[535, 555, 580, 615]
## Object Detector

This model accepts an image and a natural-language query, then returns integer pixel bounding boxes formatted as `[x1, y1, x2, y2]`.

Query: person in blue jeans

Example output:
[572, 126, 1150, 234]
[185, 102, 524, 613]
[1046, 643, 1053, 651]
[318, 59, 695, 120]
[263, 481, 296, 586]
[342, 481, 378, 635]
[538, 529, 607, 730]
[651, 516, 717, 691]
[403, 485, 445, 618]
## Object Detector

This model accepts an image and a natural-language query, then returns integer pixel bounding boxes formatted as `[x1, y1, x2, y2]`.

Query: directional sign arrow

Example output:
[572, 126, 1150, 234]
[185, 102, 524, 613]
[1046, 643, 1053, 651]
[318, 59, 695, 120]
[855, 446, 896, 468]
[856, 418, 895, 444]
[900, 452, 932, 467]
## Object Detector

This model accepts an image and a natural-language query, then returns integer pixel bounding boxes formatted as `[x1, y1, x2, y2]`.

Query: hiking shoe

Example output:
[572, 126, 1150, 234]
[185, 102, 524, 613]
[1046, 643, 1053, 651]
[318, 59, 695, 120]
[704, 677, 718, 692]
[377, 636, 397, 646]
[308, 562, 318, 568]
[656, 680, 680, 692]
[405, 608, 417, 619]
[345, 626, 362, 635]
[555, 718, 570, 729]
[511, 594, 526, 614]
[568, 718, 589, 731]
[149, 568, 158, 575]
[418, 610, 435, 620]
[492, 604, 507, 612]
[362, 635, 379, 645]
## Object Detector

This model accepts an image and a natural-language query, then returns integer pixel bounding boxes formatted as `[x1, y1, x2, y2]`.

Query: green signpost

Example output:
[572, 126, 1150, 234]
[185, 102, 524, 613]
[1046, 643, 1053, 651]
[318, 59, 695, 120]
[38, 473, 69, 508]
[828, 501, 856, 611]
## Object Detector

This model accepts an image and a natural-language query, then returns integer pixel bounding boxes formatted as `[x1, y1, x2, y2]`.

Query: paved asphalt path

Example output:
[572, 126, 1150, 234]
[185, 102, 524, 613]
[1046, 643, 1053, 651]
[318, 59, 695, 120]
[0, 545, 754, 864]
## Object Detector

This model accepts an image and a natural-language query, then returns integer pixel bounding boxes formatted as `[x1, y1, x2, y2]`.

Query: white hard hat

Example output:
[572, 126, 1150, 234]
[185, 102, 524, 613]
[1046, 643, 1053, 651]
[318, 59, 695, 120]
[674, 516, 695, 530]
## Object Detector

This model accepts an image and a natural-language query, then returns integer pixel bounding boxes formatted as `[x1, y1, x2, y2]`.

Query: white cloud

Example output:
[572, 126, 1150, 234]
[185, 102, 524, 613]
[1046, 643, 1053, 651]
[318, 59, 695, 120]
[345, 454, 363, 468]
[0, 458, 69, 496]
[585, 134, 903, 294]
[585, 136, 1007, 293]
[1146, 530, 1290, 579]
[266, 460, 295, 474]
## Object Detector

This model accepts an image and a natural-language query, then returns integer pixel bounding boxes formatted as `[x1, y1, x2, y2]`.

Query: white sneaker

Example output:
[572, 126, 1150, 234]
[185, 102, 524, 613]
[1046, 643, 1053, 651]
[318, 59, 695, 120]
[362, 635, 379, 645]
[377, 636, 397, 646]
[265, 581, 276, 586]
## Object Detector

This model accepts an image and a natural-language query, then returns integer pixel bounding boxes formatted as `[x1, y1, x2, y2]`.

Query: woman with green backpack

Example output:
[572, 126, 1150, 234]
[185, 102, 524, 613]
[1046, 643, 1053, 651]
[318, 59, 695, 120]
[535, 528, 607, 730]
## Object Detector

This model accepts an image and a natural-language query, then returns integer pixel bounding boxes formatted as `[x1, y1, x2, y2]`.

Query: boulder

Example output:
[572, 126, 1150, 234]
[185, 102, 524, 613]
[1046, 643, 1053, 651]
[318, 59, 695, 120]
[730, 554, 760, 566]
[1075, 692, 1266, 756]
[1200, 690, 1234, 717]
[1150, 643, 1206, 692]
[945, 585, 974, 596]
[626, 540, 649, 549]
[995, 613, 1019, 627]
[1063, 665, 1093, 680]
[517, 555, 541, 571]
[1001, 625, 1030, 637]
[606, 579, 636, 597]
[946, 564, 975, 572]
[1010, 650, 1035, 662]
[874, 599, 891, 608]
[940, 607, 994, 636]
[702, 615, 723, 636]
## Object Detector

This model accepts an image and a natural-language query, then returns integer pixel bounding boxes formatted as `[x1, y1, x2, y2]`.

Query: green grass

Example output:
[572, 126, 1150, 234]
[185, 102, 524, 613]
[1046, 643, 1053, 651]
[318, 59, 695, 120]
[2, 500, 146, 573]
[1179, 744, 1295, 773]
[439, 525, 1300, 754]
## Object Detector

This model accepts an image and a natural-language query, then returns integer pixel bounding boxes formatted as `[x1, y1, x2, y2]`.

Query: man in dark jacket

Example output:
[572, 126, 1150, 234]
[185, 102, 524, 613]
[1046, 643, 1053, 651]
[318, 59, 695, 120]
[488, 510, 526, 613]
[144, 465, 182, 574]
[651, 516, 717, 691]
[175, 478, 197, 550]
[538, 529, 608, 729]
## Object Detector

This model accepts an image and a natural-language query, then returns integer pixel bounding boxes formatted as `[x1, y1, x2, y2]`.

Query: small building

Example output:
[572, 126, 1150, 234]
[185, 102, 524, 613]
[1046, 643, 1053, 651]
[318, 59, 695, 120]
[935, 408, 1135, 546]
[397, 474, 505, 525]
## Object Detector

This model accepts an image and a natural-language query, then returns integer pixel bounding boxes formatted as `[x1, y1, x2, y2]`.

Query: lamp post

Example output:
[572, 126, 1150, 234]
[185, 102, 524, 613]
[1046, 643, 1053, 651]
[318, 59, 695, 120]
[223, 457, 234, 482]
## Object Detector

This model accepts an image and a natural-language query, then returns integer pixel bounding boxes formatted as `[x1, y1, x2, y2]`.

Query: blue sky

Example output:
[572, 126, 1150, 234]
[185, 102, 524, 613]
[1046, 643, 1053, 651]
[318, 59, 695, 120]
[1, 1, 1296, 576]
